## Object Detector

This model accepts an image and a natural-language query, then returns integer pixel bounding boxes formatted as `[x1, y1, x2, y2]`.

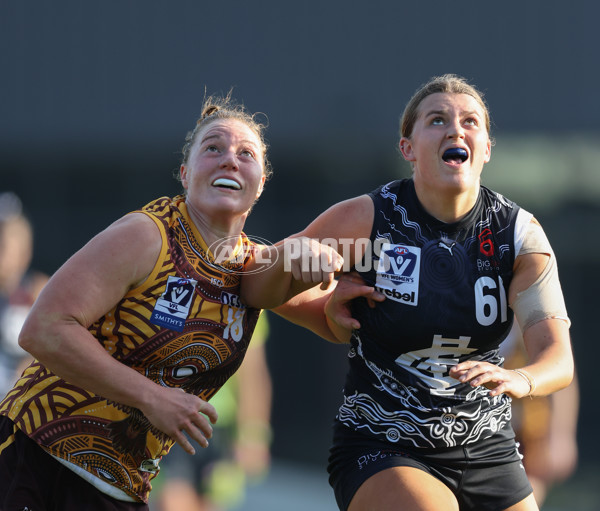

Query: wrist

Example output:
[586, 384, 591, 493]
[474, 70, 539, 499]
[512, 368, 537, 397]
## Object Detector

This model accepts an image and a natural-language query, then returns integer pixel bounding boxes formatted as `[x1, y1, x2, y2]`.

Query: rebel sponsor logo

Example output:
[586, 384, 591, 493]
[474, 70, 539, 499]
[374, 287, 416, 304]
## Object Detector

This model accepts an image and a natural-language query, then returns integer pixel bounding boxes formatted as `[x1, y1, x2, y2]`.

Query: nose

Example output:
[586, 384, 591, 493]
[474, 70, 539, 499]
[447, 118, 465, 139]
[220, 149, 239, 170]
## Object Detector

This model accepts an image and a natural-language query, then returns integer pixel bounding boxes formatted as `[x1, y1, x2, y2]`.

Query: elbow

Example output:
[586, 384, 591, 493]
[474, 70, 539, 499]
[240, 278, 260, 309]
[562, 344, 576, 388]
[18, 315, 47, 359]
[563, 360, 575, 389]
[18, 322, 37, 355]
[552, 356, 575, 394]
[240, 288, 267, 310]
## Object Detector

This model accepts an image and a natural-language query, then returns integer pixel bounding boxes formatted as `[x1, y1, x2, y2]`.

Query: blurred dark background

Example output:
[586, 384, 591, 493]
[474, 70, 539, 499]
[2, 0, 598, 505]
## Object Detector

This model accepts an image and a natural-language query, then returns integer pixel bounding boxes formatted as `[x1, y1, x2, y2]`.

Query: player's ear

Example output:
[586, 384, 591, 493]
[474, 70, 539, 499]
[399, 138, 415, 162]
[180, 165, 189, 189]
[484, 138, 491, 163]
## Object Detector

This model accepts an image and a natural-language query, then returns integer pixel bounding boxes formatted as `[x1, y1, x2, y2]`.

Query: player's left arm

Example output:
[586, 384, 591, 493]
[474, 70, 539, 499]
[241, 195, 374, 311]
[259, 195, 377, 342]
[272, 284, 346, 343]
[507, 218, 573, 396]
[451, 218, 574, 398]
[273, 273, 385, 344]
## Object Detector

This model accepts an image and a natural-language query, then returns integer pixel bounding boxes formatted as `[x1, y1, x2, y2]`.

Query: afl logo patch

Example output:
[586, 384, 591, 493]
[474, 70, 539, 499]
[394, 247, 409, 256]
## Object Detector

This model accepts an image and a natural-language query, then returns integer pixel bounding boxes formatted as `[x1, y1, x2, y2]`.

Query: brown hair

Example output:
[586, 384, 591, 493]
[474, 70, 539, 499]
[180, 91, 272, 181]
[400, 74, 492, 140]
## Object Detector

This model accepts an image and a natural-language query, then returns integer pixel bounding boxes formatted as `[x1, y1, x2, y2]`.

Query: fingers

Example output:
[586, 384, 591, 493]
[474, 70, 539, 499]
[451, 361, 496, 382]
[337, 283, 380, 301]
[334, 278, 385, 310]
[325, 281, 386, 331]
[449, 361, 492, 389]
[329, 307, 361, 330]
[338, 271, 367, 285]
[174, 404, 218, 455]
[336, 272, 385, 307]
[285, 237, 344, 286]
[449, 362, 530, 398]
[448, 360, 477, 381]
[199, 400, 218, 424]
[319, 265, 342, 291]
[143, 387, 220, 455]
[173, 430, 197, 455]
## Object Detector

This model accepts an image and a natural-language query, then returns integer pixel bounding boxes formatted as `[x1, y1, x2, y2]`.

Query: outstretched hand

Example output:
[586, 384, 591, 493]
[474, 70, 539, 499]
[141, 385, 218, 455]
[325, 272, 386, 339]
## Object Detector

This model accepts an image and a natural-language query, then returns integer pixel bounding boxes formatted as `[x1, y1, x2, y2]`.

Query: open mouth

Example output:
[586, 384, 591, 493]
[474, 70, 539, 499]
[442, 148, 468, 164]
[212, 178, 241, 190]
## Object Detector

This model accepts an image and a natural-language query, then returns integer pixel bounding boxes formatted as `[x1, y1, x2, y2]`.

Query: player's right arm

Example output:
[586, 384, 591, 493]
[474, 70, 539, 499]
[18, 213, 216, 454]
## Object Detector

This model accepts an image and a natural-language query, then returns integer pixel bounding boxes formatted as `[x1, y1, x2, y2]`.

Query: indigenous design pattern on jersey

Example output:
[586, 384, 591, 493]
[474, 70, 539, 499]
[0, 195, 260, 502]
[337, 179, 531, 449]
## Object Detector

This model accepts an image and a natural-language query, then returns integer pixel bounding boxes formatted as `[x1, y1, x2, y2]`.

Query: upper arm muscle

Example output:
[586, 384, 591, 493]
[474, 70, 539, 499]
[297, 195, 374, 268]
[33, 213, 162, 328]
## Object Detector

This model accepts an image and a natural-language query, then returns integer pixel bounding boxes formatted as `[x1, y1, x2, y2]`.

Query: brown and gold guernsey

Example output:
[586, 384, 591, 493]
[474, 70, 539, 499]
[0, 195, 261, 503]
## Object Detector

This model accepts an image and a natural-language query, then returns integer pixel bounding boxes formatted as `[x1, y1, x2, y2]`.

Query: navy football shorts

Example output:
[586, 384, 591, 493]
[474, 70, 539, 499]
[327, 423, 533, 511]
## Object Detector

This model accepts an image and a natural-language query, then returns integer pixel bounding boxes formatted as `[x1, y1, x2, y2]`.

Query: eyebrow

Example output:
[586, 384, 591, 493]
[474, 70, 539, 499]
[424, 109, 481, 118]
[201, 133, 259, 147]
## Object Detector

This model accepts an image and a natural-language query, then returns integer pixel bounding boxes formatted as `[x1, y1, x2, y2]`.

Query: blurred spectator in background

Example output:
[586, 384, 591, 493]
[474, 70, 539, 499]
[0, 192, 48, 396]
[501, 321, 579, 506]
[151, 312, 272, 511]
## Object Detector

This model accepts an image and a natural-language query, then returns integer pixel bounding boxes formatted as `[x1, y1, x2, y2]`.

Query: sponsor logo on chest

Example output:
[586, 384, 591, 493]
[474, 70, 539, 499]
[375, 243, 420, 306]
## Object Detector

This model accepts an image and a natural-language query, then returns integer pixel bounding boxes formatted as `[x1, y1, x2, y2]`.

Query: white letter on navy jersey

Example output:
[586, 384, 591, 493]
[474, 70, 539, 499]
[395, 335, 476, 396]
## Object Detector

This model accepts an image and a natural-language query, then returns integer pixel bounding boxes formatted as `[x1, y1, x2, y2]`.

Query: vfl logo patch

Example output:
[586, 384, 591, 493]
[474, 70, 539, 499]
[151, 276, 198, 332]
[375, 243, 420, 306]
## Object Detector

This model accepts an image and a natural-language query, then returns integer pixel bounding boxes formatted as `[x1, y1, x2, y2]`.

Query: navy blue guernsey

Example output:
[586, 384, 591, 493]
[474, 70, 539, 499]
[337, 179, 532, 449]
